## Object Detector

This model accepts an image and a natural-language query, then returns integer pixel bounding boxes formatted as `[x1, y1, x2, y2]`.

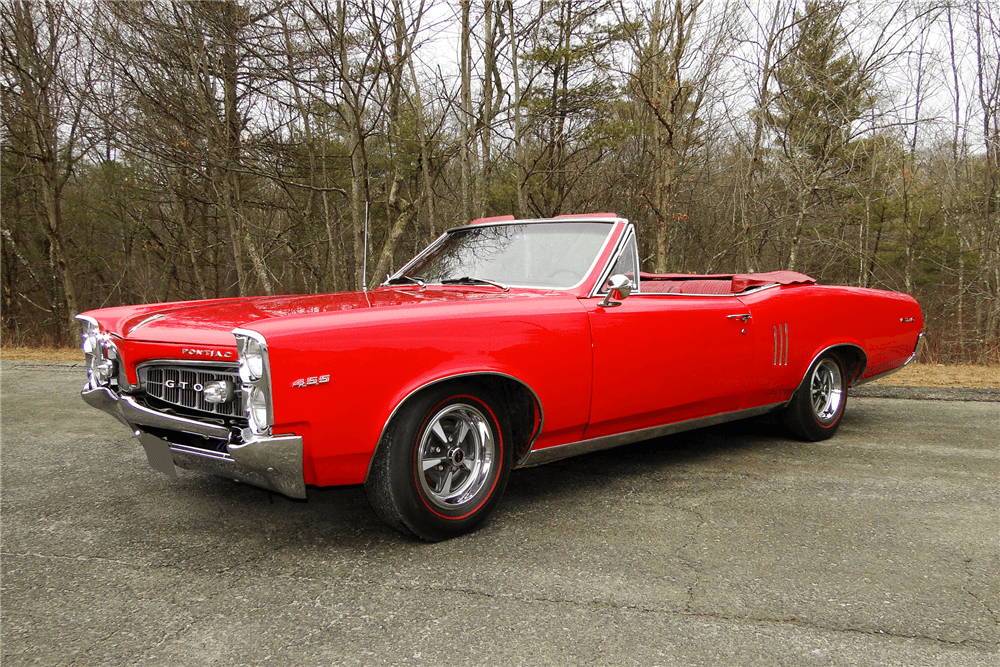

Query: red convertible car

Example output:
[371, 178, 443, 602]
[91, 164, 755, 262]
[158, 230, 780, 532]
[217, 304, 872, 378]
[78, 214, 923, 540]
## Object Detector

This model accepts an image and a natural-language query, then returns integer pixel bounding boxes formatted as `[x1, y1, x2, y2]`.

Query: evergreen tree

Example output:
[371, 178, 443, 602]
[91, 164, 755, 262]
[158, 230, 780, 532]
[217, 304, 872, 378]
[766, 0, 875, 271]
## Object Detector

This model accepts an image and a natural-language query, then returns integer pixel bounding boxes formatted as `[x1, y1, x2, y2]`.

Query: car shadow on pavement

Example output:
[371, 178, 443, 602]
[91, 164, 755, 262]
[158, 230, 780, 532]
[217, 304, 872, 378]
[152, 414, 795, 546]
[505, 416, 792, 507]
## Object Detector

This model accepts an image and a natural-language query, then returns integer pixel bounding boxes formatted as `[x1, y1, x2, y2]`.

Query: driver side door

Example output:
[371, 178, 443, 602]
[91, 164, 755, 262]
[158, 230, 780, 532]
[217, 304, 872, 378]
[582, 233, 754, 440]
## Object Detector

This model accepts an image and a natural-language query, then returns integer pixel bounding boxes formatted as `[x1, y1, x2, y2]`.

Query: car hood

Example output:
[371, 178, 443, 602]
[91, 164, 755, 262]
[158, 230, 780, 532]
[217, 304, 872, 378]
[96, 287, 536, 347]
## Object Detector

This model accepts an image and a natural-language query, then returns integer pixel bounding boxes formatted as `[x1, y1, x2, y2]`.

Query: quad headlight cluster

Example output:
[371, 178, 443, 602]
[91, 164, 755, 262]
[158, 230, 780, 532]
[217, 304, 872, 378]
[234, 329, 273, 435]
[77, 315, 120, 390]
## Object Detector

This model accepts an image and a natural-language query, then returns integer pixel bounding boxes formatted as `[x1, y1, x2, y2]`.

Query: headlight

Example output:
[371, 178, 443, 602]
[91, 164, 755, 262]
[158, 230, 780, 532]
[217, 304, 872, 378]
[234, 329, 273, 435]
[244, 338, 265, 380]
[79, 317, 100, 355]
[248, 386, 270, 431]
[77, 315, 118, 389]
[82, 330, 99, 355]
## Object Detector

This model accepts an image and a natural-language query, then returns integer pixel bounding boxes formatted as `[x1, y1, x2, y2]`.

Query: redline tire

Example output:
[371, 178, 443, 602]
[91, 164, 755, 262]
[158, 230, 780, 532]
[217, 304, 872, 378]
[365, 382, 511, 541]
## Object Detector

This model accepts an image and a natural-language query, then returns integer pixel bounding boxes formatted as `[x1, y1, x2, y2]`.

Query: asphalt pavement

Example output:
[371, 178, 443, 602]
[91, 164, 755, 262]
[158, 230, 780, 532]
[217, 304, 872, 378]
[2, 361, 998, 666]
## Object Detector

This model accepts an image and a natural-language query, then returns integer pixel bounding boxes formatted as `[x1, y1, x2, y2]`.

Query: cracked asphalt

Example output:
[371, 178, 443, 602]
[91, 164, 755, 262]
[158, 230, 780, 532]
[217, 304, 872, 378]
[2, 361, 998, 666]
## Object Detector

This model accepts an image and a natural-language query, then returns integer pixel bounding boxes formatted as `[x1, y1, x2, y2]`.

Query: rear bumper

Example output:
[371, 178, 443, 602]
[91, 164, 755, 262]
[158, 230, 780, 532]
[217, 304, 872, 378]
[81, 386, 306, 499]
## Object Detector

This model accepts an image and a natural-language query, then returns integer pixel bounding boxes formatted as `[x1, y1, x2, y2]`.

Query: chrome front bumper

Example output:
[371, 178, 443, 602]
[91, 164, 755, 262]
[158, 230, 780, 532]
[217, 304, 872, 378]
[82, 386, 306, 499]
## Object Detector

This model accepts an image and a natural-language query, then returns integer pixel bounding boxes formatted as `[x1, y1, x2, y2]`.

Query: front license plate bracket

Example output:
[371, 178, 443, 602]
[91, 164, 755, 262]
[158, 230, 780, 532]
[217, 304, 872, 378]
[138, 433, 179, 479]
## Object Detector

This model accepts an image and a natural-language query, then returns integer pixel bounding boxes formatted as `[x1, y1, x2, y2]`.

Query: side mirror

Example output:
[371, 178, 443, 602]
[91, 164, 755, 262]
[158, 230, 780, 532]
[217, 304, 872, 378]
[599, 274, 633, 307]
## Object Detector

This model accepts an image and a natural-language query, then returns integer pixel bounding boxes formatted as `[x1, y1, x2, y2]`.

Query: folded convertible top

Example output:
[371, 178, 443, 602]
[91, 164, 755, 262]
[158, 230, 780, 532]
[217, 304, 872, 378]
[639, 271, 816, 294]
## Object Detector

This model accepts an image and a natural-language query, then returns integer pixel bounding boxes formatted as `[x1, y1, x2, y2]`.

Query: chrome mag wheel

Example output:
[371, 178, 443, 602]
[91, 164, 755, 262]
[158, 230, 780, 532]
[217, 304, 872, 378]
[810, 357, 844, 425]
[416, 403, 495, 510]
[783, 352, 848, 442]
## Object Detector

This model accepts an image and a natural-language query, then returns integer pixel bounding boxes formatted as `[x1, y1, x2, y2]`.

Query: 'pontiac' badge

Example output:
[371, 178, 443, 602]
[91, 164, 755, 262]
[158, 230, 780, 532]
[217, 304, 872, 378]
[182, 348, 234, 359]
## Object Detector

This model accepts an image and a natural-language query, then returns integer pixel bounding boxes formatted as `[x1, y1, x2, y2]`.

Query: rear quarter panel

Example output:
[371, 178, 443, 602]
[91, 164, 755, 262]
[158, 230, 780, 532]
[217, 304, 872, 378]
[738, 285, 923, 407]
[248, 295, 594, 486]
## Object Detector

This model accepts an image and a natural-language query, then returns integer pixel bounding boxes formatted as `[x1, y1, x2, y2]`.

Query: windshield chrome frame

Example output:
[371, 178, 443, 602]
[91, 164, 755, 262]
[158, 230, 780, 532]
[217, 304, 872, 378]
[385, 217, 621, 292]
[589, 224, 640, 298]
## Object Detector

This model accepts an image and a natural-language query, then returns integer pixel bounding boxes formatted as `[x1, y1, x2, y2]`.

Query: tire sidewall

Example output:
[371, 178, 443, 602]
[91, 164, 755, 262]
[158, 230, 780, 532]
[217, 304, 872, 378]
[788, 353, 848, 441]
[387, 383, 511, 540]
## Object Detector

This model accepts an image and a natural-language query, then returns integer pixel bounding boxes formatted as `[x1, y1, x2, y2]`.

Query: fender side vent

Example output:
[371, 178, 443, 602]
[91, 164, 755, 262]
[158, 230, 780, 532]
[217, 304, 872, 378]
[773, 323, 789, 366]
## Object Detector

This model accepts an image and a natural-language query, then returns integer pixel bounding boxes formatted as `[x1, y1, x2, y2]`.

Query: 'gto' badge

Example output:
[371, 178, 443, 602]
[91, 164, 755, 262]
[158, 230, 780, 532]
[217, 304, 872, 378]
[182, 348, 234, 359]
[292, 375, 331, 388]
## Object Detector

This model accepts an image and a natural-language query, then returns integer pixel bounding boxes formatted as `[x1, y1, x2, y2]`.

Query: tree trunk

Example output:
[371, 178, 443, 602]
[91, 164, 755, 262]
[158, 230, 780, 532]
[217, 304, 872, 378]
[407, 40, 437, 238]
[40, 182, 79, 335]
[460, 0, 472, 222]
[787, 184, 812, 272]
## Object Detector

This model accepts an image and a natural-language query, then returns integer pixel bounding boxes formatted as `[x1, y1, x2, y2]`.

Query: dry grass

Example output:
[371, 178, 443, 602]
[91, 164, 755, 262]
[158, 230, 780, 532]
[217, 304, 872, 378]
[1, 347, 997, 388]
[1, 347, 84, 362]
[867, 362, 1000, 388]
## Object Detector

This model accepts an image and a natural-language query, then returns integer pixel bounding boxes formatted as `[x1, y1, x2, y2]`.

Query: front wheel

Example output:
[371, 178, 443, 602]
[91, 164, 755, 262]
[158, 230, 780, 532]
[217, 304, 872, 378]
[365, 382, 511, 541]
[783, 353, 847, 441]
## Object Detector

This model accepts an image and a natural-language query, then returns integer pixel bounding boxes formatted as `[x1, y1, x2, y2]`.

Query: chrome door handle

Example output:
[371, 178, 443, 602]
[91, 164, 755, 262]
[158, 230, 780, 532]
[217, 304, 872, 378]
[727, 314, 752, 322]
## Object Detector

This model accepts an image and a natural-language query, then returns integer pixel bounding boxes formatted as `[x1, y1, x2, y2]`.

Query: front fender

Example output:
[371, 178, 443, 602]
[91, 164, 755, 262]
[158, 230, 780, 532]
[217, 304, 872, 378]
[249, 296, 593, 487]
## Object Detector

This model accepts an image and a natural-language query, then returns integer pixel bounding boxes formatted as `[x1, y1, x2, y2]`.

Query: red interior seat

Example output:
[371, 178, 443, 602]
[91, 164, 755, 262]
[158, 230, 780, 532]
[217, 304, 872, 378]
[641, 279, 732, 294]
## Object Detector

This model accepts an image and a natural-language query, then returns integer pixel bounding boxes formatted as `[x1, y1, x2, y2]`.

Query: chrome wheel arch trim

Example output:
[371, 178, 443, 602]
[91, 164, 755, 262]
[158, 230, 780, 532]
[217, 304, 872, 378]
[366, 371, 545, 482]
[801, 343, 868, 388]
[520, 401, 789, 467]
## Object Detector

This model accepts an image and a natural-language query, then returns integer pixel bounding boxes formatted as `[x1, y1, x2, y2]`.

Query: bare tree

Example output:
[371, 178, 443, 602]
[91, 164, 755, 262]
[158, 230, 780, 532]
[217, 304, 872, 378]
[368, 0, 429, 288]
[517, 0, 623, 216]
[971, 0, 1000, 358]
[1, 0, 95, 338]
[618, 0, 734, 273]
[730, 0, 796, 272]
[96, 1, 285, 296]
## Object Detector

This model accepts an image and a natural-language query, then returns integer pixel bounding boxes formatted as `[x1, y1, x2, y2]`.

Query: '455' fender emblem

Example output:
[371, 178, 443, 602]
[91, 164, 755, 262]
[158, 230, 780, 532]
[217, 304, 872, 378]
[292, 375, 331, 388]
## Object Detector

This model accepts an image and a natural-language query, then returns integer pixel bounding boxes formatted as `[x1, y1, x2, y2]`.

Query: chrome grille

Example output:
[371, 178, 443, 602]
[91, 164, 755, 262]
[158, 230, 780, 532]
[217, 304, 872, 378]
[138, 364, 241, 417]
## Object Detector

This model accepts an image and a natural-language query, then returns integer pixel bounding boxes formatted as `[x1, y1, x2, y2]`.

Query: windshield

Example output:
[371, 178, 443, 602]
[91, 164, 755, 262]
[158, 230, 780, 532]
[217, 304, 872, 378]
[396, 222, 614, 289]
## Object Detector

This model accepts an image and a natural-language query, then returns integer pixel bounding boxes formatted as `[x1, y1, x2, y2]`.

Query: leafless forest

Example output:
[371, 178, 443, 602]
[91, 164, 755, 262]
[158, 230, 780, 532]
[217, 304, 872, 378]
[2, 0, 997, 362]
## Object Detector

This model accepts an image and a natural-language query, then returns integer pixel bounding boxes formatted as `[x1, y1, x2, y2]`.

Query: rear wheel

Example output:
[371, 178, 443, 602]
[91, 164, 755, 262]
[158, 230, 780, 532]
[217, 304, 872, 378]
[783, 353, 847, 441]
[365, 382, 511, 541]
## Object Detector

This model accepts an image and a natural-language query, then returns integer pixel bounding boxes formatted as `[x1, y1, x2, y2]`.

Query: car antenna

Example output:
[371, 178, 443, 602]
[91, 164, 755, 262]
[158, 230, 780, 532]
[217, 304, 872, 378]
[362, 201, 369, 292]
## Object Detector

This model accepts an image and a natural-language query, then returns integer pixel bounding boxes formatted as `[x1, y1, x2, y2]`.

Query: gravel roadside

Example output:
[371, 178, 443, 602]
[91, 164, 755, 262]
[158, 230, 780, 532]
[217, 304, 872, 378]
[850, 383, 1000, 402]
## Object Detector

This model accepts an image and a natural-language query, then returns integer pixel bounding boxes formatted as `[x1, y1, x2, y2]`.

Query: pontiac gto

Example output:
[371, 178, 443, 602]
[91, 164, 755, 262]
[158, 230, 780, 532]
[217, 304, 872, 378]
[78, 214, 924, 540]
